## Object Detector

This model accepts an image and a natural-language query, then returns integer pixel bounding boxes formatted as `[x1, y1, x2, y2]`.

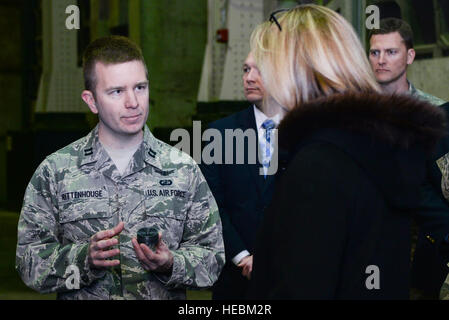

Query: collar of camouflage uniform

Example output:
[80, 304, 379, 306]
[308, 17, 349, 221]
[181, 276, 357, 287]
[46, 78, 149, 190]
[78, 124, 163, 172]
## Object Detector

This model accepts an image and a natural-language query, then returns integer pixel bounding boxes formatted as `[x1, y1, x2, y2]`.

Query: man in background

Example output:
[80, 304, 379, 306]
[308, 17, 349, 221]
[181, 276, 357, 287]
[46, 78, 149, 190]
[200, 52, 285, 299]
[368, 17, 445, 105]
[369, 18, 447, 299]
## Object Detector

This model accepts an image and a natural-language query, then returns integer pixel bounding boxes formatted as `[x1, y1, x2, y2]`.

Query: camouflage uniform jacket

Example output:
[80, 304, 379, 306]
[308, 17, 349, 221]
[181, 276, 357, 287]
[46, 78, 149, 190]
[16, 125, 225, 299]
[409, 81, 446, 106]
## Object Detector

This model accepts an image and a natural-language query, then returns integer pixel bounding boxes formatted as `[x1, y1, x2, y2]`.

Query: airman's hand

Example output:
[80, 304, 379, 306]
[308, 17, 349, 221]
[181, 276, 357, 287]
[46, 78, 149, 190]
[132, 233, 173, 274]
[238, 255, 253, 280]
[88, 221, 124, 268]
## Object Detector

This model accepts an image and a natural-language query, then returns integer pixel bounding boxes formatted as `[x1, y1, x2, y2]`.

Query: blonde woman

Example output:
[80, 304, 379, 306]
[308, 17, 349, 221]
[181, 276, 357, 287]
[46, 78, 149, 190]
[247, 5, 447, 299]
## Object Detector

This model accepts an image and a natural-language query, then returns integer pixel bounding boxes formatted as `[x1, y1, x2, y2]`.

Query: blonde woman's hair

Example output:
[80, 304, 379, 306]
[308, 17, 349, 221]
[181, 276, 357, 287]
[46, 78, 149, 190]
[250, 4, 381, 111]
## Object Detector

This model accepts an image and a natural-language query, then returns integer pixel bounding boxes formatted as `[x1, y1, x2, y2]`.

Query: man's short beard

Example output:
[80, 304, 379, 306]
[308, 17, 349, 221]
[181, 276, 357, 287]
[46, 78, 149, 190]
[377, 68, 407, 85]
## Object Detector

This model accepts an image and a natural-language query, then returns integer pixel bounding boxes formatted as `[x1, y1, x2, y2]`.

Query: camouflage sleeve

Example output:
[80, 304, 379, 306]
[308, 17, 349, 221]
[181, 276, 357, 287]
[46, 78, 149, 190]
[15, 159, 105, 293]
[164, 164, 225, 289]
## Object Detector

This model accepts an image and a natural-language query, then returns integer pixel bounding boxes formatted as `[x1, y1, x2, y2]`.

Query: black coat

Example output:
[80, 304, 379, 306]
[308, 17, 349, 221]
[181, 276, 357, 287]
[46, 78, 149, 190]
[200, 106, 287, 299]
[248, 93, 448, 299]
[412, 102, 449, 298]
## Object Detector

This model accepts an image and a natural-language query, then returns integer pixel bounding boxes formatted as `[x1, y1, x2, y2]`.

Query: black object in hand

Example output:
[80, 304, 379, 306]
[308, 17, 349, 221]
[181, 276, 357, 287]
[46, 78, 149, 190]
[137, 227, 159, 250]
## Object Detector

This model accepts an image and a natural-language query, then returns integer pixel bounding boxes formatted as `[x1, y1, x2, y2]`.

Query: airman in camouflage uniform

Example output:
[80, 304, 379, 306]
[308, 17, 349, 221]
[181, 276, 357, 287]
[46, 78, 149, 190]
[15, 35, 224, 299]
[368, 17, 446, 108]
[16, 124, 225, 299]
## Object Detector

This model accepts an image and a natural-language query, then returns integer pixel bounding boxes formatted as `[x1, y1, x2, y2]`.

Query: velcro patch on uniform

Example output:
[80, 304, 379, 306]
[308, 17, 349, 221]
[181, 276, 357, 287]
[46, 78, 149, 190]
[159, 179, 172, 186]
[145, 189, 186, 198]
[61, 190, 104, 201]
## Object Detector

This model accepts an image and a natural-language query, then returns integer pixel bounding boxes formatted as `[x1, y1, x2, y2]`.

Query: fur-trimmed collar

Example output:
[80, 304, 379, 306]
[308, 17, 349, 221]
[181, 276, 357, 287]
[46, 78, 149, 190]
[278, 93, 447, 151]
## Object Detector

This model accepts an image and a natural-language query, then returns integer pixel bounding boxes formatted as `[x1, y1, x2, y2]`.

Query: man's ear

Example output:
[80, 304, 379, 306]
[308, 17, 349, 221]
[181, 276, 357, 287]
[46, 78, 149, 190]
[407, 48, 416, 65]
[81, 90, 98, 114]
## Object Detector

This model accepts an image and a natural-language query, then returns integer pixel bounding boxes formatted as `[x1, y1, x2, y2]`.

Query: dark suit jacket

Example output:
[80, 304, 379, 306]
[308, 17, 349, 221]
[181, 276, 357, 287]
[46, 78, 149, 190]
[200, 106, 286, 299]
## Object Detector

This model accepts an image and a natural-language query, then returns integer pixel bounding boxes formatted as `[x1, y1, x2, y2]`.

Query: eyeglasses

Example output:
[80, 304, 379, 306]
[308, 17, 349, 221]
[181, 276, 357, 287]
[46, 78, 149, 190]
[268, 8, 290, 31]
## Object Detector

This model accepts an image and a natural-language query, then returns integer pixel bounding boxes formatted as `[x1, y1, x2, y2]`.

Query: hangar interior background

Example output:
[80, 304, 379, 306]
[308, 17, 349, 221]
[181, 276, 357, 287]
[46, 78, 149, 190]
[0, 0, 448, 299]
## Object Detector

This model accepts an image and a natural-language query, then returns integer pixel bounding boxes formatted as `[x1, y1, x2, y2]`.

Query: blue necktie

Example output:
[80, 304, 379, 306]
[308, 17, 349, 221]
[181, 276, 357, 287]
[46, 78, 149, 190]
[261, 119, 276, 178]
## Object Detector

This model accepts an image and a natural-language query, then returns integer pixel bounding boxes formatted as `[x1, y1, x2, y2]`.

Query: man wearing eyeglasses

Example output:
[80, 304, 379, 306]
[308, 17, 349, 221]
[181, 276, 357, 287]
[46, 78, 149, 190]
[200, 52, 286, 300]
[15, 35, 225, 300]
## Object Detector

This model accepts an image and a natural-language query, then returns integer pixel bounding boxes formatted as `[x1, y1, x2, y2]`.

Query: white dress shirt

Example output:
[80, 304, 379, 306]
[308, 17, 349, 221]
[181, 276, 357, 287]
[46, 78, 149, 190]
[231, 105, 283, 265]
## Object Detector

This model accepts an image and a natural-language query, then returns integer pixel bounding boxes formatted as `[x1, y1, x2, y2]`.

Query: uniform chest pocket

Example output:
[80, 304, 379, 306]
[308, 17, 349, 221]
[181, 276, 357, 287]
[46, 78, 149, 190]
[59, 198, 113, 242]
[143, 189, 190, 246]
